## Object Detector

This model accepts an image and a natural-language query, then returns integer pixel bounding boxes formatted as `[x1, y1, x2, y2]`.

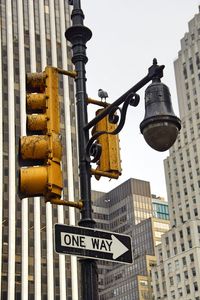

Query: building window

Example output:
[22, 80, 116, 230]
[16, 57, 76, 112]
[178, 287, 183, 296]
[182, 257, 187, 266]
[168, 263, 172, 272]
[175, 260, 179, 269]
[176, 273, 181, 283]
[194, 282, 198, 291]
[172, 233, 176, 241]
[184, 270, 189, 279]
[194, 208, 198, 216]
[186, 284, 190, 294]
[181, 243, 185, 251]
[188, 240, 192, 248]
[179, 230, 183, 238]
[196, 52, 200, 69]
[170, 290, 175, 299]
[162, 281, 166, 292]
[187, 212, 191, 219]
[190, 253, 194, 262]
[189, 57, 194, 74]
[192, 267, 196, 276]
[169, 276, 174, 286]
[187, 227, 191, 235]
[183, 63, 187, 79]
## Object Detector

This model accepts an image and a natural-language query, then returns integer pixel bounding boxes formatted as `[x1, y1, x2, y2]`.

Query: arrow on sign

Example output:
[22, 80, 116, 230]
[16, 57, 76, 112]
[61, 232, 129, 259]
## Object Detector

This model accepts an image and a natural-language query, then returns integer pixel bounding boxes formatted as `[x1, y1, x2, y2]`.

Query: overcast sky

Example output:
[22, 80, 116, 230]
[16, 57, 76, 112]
[81, 1, 199, 199]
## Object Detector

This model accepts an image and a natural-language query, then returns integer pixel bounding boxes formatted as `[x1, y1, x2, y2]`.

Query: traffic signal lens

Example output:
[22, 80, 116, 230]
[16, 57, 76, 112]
[20, 166, 48, 198]
[26, 93, 46, 113]
[27, 114, 47, 133]
[20, 135, 49, 161]
[26, 72, 46, 93]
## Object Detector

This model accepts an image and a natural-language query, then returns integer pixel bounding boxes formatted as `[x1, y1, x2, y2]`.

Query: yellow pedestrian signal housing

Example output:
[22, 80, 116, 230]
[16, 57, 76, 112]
[92, 109, 122, 180]
[19, 66, 63, 201]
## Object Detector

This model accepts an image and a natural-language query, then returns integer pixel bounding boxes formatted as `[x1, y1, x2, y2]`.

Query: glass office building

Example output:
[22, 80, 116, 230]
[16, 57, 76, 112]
[152, 195, 169, 221]
[93, 178, 169, 300]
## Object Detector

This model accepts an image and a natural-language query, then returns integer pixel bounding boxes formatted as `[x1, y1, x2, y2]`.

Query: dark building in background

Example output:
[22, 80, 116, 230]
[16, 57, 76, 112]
[92, 178, 169, 300]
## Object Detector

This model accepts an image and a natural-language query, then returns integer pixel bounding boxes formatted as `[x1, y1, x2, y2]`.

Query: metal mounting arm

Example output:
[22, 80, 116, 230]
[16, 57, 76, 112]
[85, 59, 165, 163]
[84, 59, 164, 132]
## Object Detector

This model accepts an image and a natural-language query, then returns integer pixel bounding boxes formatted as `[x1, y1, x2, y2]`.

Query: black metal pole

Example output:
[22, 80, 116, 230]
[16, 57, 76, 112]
[65, 1, 99, 299]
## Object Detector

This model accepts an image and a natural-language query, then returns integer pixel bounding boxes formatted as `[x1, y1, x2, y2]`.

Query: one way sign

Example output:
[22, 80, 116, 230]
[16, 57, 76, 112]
[54, 224, 133, 264]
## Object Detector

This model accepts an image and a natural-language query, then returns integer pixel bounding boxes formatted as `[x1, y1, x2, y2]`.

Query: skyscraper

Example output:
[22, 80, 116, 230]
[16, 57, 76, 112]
[152, 6, 200, 300]
[92, 178, 169, 300]
[0, 1, 79, 299]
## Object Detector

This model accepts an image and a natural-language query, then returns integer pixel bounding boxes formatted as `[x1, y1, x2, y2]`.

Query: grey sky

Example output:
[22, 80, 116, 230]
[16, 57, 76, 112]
[81, 1, 199, 198]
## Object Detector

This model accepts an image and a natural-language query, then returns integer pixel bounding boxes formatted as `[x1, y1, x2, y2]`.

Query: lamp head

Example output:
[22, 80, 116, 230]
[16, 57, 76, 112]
[140, 77, 181, 152]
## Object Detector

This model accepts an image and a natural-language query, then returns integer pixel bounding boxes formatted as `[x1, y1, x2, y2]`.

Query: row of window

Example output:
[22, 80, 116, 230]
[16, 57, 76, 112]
[165, 225, 200, 245]
[183, 54, 200, 79]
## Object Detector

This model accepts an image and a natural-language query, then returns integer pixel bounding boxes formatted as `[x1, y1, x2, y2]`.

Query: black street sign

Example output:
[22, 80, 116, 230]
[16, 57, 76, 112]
[54, 224, 133, 264]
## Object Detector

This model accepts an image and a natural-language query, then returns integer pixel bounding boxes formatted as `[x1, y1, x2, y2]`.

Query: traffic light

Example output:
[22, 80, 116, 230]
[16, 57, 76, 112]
[92, 109, 122, 180]
[19, 66, 63, 201]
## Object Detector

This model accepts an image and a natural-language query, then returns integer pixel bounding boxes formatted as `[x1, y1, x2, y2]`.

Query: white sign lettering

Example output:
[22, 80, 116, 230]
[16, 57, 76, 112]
[60, 233, 129, 260]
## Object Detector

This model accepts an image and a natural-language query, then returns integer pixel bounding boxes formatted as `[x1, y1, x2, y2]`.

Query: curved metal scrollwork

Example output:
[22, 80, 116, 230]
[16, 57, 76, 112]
[86, 92, 140, 163]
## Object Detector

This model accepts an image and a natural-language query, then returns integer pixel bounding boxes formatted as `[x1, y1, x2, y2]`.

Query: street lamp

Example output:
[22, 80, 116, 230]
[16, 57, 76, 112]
[140, 60, 181, 151]
[65, 1, 181, 299]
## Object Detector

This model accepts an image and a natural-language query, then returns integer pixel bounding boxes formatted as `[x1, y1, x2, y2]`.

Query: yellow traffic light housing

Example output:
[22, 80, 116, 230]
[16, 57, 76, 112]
[91, 109, 122, 180]
[19, 66, 63, 201]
